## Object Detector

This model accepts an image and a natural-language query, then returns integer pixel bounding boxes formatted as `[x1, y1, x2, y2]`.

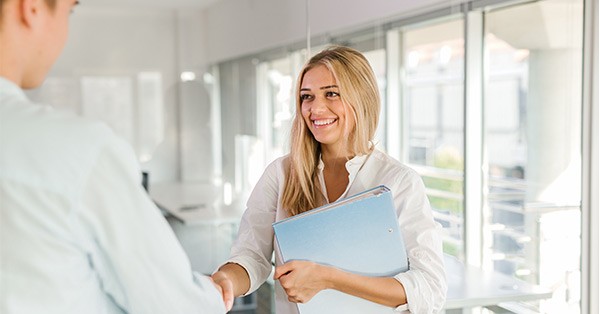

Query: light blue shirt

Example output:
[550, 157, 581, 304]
[0, 77, 226, 314]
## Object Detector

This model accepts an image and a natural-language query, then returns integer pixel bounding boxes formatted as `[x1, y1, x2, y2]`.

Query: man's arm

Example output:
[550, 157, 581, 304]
[77, 136, 227, 313]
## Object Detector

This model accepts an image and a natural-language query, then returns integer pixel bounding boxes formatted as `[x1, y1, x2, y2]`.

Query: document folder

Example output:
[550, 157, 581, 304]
[272, 185, 408, 314]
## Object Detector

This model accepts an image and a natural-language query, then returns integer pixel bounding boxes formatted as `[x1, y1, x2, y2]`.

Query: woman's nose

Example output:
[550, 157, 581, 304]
[310, 97, 327, 114]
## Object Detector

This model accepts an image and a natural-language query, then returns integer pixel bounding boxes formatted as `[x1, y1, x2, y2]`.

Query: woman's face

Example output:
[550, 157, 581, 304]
[300, 65, 355, 153]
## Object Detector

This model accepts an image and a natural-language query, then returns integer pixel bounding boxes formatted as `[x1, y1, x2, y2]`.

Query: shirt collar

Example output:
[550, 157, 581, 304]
[316, 152, 372, 202]
[316, 153, 369, 173]
[0, 76, 27, 102]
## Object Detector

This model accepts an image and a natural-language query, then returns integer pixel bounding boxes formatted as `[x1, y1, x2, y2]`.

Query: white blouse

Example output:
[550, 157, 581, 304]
[224, 149, 447, 313]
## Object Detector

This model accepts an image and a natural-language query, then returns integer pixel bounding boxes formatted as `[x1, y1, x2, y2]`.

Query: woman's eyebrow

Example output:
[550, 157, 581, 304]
[320, 85, 338, 90]
[300, 85, 338, 91]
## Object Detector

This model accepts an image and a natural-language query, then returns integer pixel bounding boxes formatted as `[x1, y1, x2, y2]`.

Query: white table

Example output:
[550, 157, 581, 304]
[444, 254, 553, 311]
[150, 182, 244, 226]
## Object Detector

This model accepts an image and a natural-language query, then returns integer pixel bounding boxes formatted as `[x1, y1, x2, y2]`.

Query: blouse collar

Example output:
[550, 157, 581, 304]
[316, 152, 372, 203]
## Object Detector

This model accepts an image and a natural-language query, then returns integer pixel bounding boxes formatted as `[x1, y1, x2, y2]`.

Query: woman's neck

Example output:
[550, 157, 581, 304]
[320, 144, 353, 165]
[321, 157, 350, 203]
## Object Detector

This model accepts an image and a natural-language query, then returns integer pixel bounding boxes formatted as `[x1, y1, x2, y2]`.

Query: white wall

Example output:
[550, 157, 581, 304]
[204, 0, 449, 63]
[42, 7, 184, 183]
[33, 0, 454, 184]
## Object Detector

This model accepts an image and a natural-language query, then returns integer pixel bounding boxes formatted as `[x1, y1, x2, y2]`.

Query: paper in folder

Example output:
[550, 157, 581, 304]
[272, 185, 408, 314]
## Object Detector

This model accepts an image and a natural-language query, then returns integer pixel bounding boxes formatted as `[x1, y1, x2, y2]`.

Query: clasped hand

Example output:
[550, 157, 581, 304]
[211, 271, 234, 311]
[274, 260, 332, 304]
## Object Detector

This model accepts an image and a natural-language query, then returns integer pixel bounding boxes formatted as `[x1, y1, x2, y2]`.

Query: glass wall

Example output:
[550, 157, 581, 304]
[256, 52, 304, 166]
[401, 18, 466, 260]
[217, 0, 586, 312]
[484, 0, 584, 312]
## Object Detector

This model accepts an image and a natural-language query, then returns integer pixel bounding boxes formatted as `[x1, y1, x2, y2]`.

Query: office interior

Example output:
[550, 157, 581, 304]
[25, 0, 599, 313]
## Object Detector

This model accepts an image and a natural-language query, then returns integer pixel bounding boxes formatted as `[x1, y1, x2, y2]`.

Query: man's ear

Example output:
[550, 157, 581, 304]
[19, 0, 44, 29]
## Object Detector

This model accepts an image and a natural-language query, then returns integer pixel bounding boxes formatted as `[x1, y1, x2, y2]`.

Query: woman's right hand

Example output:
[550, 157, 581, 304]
[211, 271, 234, 311]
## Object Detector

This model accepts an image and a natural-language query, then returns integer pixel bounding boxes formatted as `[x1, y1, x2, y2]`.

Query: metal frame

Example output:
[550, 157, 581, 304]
[463, 9, 485, 268]
[581, 0, 599, 313]
[385, 29, 403, 161]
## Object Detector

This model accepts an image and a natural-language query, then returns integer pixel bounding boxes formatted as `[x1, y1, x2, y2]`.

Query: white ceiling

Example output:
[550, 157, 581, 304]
[82, 0, 221, 9]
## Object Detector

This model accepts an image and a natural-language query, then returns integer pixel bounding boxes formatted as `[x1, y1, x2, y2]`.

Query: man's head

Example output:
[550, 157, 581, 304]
[0, 0, 78, 89]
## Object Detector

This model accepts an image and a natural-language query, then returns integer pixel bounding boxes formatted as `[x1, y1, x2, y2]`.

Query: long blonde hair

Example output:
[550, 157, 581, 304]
[281, 46, 381, 216]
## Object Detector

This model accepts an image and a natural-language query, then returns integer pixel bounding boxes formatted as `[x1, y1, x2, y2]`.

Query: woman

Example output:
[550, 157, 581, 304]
[212, 46, 447, 313]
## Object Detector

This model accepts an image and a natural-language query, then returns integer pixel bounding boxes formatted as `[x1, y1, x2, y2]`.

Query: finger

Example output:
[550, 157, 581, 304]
[222, 279, 235, 311]
[274, 264, 292, 279]
[212, 281, 223, 295]
[278, 274, 290, 288]
[288, 296, 305, 304]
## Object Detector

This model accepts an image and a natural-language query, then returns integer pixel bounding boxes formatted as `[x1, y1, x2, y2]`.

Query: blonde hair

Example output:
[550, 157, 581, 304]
[281, 46, 381, 216]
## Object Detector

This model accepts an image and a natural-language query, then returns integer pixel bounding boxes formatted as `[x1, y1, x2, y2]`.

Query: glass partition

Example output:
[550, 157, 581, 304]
[484, 0, 584, 312]
[401, 18, 466, 259]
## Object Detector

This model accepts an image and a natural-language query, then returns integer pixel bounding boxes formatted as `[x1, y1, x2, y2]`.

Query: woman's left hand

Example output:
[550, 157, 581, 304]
[273, 260, 333, 303]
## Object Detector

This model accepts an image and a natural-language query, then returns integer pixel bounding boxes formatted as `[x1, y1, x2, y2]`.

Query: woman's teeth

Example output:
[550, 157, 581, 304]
[314, 118, 336, 126]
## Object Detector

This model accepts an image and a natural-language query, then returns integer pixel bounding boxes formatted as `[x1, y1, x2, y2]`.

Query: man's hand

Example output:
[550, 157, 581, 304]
[211, 271, 234, 311]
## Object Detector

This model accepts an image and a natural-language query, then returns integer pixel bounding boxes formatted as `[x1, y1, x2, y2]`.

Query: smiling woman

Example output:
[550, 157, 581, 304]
[212, 46, 447, 314]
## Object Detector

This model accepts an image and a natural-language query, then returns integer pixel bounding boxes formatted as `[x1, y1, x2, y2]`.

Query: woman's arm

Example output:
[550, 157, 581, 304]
[212, 158, 285, 304]
[274, 261, 407, 307]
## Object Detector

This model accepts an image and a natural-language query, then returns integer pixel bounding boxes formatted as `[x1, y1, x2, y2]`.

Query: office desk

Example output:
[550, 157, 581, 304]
[444, 255, 553, 311]
[150, 182, 244, 226]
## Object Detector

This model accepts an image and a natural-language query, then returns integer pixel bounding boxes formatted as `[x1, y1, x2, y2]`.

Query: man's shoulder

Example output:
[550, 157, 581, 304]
[3, 99, 113, 139]
[1, 101, 124, 194]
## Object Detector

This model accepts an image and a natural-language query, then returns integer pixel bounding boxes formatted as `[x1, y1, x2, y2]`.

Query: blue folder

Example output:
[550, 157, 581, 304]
[273, 185, 408, 314]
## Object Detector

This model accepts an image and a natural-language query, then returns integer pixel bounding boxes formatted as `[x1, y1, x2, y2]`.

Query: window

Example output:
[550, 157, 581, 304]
[484, 0, 584, 311]
[219, 1, 588, 311]
[400, 18, 466, 259]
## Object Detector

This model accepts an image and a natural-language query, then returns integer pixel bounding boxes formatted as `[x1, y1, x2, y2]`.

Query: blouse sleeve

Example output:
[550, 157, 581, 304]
[391, 168, 447, 313]
[221, 159, 282, 295]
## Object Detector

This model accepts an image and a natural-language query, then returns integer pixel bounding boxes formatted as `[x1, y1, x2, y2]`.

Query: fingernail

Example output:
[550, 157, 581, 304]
[227, 300, 233, 310]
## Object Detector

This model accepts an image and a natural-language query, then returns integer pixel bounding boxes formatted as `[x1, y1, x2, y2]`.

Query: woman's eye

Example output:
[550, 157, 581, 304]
[326, 91, 339, 98]
[300, 94, 313, 101]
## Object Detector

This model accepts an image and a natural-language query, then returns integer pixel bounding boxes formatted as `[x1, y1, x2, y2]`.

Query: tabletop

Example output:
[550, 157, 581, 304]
[444, 254, 553, 309]
[149, 182, 244, 226]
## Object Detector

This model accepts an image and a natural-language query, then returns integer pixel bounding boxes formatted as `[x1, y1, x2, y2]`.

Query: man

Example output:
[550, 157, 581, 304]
[0, 0, 232, 312]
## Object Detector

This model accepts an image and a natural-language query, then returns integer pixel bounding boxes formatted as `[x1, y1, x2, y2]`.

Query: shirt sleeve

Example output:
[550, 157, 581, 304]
[77, 135, 226, 314]
[391, 169, 447, 313]
[219, 159, 280, 295]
